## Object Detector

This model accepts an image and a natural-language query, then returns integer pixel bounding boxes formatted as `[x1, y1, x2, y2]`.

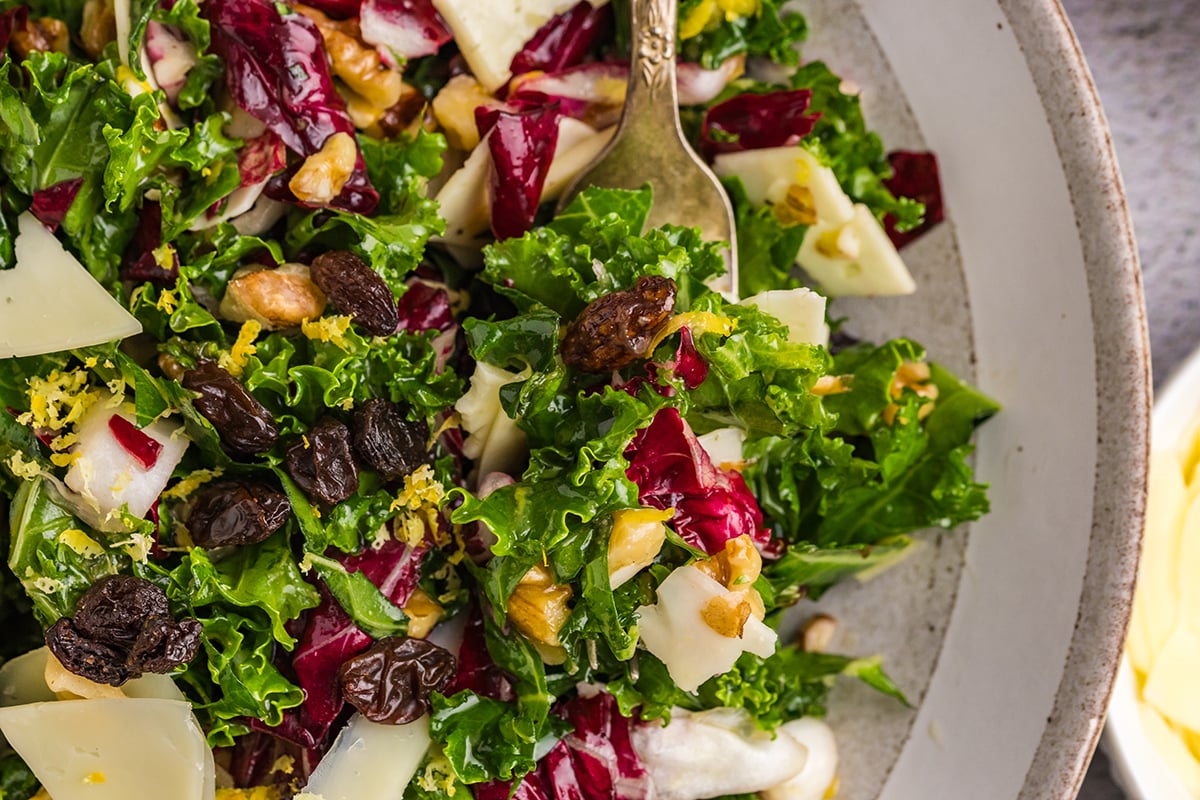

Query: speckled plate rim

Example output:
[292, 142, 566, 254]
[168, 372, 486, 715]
[851, 0, 1149, 796]
[1001, 1, 1150, 796]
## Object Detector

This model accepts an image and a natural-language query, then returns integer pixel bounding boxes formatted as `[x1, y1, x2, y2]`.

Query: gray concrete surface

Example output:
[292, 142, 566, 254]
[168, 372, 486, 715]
[1063, 0, 1200, 797]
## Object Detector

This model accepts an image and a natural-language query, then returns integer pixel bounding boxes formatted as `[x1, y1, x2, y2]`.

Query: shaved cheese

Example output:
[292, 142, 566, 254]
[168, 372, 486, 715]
[430, 0, 605, 92]
[739, 288, 829, 347]
[797, 205, 917, 296]
[302, 713, 431, 800]
[0, 698, 214, 800]
[762, 718, 839, 800]
[631, 707, 807, 800]
[1, 214, 142, 358]
[636, 566, 776, 692]
[0, 649, 56, 708]
[456, 362, 529, 477]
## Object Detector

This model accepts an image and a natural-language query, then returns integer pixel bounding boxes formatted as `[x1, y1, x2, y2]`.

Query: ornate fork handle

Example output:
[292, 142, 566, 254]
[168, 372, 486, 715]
[628, 0, 679, 112]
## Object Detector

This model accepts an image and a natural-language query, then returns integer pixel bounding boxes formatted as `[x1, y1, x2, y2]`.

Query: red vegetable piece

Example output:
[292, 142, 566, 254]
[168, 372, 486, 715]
[339, 537, 426, 608]
[30, 177, 83, 233]
[396, 280, 454, 333]
[476, 103, 563, 240]
[625, 407, 768, 555]
[882, 150, 945, 249]
[297, 0, 362, 18]
[0, 6, 27, 52]
[203, 0, 378, 214]
[510, 1, 613, 77]
[360, 0, 452, 66]
[121, 201, 179, 286]
[699, 89, 821, 161]
[670, 327, 708, 390]
[107, 415, 163, 470]
[475, 690, 652, 800]
[443, 605, 516, 702]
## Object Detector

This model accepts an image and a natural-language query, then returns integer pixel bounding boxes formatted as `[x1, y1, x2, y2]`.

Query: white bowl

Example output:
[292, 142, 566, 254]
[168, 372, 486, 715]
[790, 1, 1146, 797]
[1102, 343, 1200, 800]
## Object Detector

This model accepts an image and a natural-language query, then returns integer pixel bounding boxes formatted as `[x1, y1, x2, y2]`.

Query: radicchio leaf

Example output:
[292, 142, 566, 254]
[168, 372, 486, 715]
[474, 690, 652, 800]
[625, 407, 767, 555]
[882, 150, 944, 249]
[108, 415, 163, 470]
[668, 327, 708, 390]
[510, 1, 613, 76]
[397, 280, 454, 333]
[29, 177, 83, 233]
[295, 0, 362, 19]
[0, 6, 26, 52]
[203, 0, 379, 214]
[121, 201, 179, 285]
[476, 103, 562, 241]
[443, 605, 515, 702]
[700, 89, 820, 161]
[360, 0, 453, 67]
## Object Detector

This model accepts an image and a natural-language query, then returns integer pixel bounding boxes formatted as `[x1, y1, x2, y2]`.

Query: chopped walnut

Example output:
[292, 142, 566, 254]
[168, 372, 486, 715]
[432, 74, 502, 151]
[508, 565, 573, 649]
[882, 360, 939, 424]
[219, 263, 328, 329]
[288, 132, 359, 206]
[11, 16, 69, 58]
[694, 535, 767, 637]
[294, 3, 403, 111]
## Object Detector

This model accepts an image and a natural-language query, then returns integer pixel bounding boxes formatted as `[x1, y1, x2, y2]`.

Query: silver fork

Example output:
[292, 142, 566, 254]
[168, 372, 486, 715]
[556, 0, 739, 298]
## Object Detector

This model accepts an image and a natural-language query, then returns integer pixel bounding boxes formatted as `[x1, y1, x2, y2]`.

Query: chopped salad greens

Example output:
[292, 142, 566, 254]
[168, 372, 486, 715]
[0, 1, 997, 799]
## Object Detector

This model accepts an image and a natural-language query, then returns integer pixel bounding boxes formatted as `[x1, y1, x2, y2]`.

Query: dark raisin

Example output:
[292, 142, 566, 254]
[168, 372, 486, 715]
[188, 480, 291, 548]
[128, 617, 203, 673]
[285, 418, 360, 505]
[72, 574, 170, 648]
[351, 399, 430, 481]
[338, 637, 456, 725]
[45, 617, 132, 686]
[560, 276, 677, 373]
[182, 361, 279, 456]
[310, 251, 399, 337]
[45, 576, 203, 687]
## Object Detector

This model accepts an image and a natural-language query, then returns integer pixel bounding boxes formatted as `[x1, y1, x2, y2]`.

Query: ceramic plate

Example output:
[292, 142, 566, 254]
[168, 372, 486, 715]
[788, 1, 1147, 797]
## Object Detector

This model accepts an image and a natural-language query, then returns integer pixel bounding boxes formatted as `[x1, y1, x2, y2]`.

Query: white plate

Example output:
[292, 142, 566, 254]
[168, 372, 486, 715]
[789, 1, 1147, 797]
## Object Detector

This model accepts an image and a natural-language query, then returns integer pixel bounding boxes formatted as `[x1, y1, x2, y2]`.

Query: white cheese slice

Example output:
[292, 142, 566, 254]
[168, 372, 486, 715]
[696, 427, 746, 471]
[0, 698, 214, 800]
[1144, 627, 1200, 731]
[0, 213, 142, 358]
[0, 648, 56, 707]
[63, 402, 189, 529]
[455, 361, 529, 477]
[636, 566, 776, 692]
[797, 205, 917, 296]
[435, 118, 608, 247]
[631, 707, 807, 800]
[302, 713, 431, 800]
[738, 288, 829, 347]
[712, 146, 854, 225]
[762, 718, 839, 800]
[431, 0, 606, 92]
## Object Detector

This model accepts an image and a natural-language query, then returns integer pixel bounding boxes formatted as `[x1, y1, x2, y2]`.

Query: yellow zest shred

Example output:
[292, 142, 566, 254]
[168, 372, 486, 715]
[271, 754, 295, 776]
[215, 788, 280, 800]
[18, 368, 103, 432]
[113, 533, 154, 564]
[49, 451, 82, 468]
[417, 751, 461, 797]
[83, 772, 107, 784]
[301, 315, 354, 351]
[57, 529, 105, 558]
[647, 310, 737, 353]
[25, 568, 64, 595]
[155, 287, 180, 314]
[162, 468, 223, 500]
[220, 320, 263, 378]
[389, 464, 446, 547]
[7, 452, 42, 480]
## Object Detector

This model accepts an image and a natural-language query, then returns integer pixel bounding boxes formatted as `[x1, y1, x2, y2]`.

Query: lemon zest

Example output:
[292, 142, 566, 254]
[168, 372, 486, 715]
[18, 369, 102, 432]
[58, 529, 106, 558]
[389, 465, 445, 548]
[220, 320, 263, 378]
[155, 287, 179, 315]
[7, 452, 42, 480]
[162, 468, 223, 500]
[301, 315, 354, 351]
[647, 311, 737, 353]
[50, 451, 82, 468]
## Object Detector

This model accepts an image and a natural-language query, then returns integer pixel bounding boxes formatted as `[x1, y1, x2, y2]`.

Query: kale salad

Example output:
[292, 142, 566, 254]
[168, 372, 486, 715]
[0, 1, 998, 799]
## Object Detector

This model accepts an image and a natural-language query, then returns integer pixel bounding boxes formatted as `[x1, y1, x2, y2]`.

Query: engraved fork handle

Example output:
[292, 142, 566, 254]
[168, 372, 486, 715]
[625, 0, 680, 129]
